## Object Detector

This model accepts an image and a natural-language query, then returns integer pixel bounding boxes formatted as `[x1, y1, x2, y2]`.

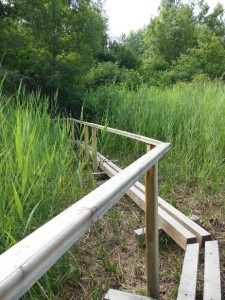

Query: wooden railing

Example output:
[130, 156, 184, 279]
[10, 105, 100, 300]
[0, 120, 170, 300]
[71, 119, 221, 300]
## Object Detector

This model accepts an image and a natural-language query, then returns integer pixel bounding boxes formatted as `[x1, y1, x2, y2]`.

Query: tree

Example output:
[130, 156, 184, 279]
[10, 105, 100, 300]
[119, 28, 145, 57]
[0, 0, 107, 107]
[197, 1, 225, 39]
[142, 0, 225, 83]
[143, 2, 197, 64]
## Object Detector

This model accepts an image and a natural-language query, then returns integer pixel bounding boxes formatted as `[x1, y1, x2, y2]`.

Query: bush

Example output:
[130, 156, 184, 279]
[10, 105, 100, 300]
[86, 62, 143, 90]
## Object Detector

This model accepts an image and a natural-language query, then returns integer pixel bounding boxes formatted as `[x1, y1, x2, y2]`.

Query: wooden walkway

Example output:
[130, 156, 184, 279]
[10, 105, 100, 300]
[78, 139, 221, 300]
[0, 120, 221, 300]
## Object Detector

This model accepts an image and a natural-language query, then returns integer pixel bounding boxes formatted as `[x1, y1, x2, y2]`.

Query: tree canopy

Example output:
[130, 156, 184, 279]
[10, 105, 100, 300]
[1, 0, 225, 110]
[0, 0, 106, 108]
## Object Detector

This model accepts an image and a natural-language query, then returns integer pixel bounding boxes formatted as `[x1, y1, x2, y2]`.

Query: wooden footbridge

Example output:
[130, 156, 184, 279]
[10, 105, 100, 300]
[0, 119, 221, 299]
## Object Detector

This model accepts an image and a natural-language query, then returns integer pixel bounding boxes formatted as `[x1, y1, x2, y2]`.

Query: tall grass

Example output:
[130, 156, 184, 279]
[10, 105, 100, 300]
[0, 86, 94, 298]
[84, 82, 225, 192]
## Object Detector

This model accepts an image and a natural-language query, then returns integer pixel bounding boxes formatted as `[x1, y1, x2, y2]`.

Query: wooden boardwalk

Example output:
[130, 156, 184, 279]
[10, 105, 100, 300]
[95, 151, 221, 300]
[0, 120, 221, 300]
[74, 117, 221, 300]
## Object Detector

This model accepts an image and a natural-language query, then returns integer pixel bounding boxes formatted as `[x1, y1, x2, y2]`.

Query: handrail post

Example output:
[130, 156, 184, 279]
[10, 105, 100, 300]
[145, 144, 159, 298]
[92, 127, 98, 171]
[84, 125, 89, 161]
[71, 119, 75, 147]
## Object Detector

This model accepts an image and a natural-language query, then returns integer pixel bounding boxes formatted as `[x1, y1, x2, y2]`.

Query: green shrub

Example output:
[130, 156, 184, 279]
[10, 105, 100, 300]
[86, 62, 143, 90]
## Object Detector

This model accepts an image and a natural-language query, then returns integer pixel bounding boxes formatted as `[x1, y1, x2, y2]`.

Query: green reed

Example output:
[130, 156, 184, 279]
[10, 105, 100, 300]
[84, 81, 225, 192]
[0, 85, 95, 298]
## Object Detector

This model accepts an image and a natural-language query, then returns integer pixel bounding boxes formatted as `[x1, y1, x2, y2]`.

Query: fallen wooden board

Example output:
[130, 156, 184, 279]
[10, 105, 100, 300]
[104, 289, 155, 300]
[177, 243, 199, 300]
[204, 241, 221, 300]
[134, 181, 211, 247]
[98, 153, 211, 247]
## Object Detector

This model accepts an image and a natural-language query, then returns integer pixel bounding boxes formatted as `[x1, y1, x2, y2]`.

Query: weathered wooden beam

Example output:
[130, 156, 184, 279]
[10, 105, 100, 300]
[177, 243, 200, 300]
[145, 144, 159, 298]
[104, 289, 156, 300]
[204, 241, 221, 300]
[134, 181, 211, 247]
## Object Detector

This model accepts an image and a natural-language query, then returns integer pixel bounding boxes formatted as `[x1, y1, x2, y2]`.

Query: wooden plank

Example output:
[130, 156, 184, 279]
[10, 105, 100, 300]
[177, 243, 200, 300]
[145, 146, 159, 297]
[104, 289, 155, 300]
[204, 241, 221, 300]
[72, 118, 162, 146]
[134, 181, 211, 247]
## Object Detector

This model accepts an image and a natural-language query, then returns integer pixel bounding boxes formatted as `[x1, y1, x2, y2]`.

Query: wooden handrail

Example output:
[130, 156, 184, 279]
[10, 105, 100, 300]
[71, 118, 162, 146]
[0, 136, 170, 299]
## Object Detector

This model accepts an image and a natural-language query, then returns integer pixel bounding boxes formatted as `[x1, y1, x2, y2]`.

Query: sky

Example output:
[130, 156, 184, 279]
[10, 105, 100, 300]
[105, 0, 225, 38]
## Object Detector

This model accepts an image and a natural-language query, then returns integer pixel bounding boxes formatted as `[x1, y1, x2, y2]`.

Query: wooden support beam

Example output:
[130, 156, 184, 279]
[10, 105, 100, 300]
[104, 289, 156, 300]
[204, 241, 221, 300]
[145, 144, 159, 298]
[84, 125, 89, 161]
[92, 127, 98, 171]
[177, 243, 200, 300]
[70, 119, 75, 147]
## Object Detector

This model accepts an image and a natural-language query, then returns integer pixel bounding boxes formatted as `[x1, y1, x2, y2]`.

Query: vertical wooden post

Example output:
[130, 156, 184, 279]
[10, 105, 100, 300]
[145, 144, 159, 298]
[92, 127, 98, 171]
[84, 125, 89, 161]
[71, 119, 75, 147]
